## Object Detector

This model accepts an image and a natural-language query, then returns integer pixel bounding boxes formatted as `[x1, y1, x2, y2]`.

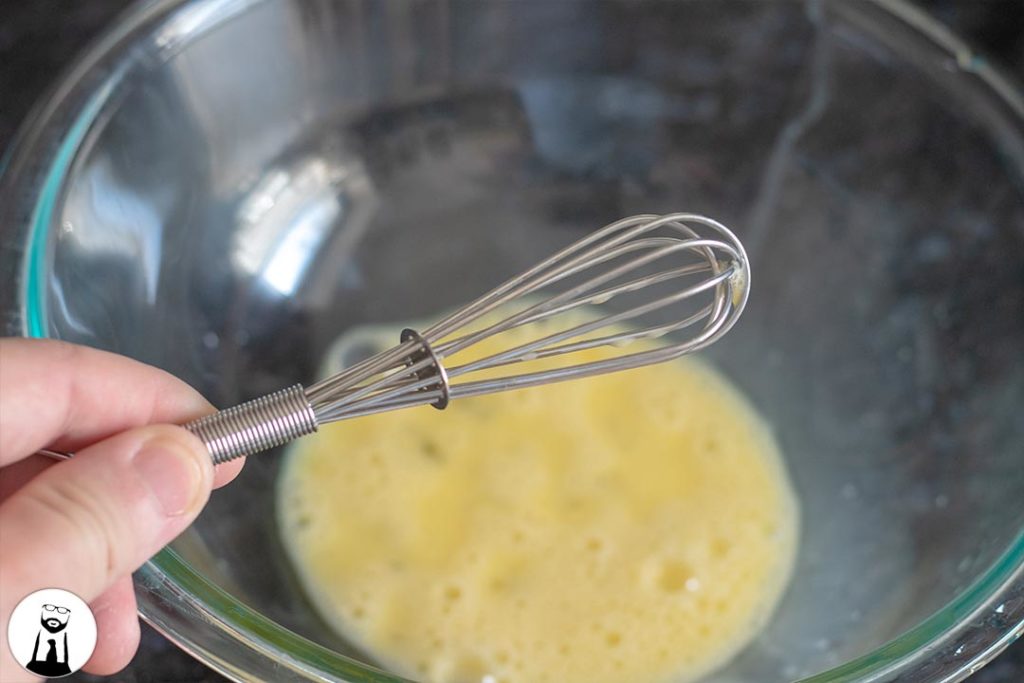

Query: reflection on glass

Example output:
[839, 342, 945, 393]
[232, 156, 375, 297]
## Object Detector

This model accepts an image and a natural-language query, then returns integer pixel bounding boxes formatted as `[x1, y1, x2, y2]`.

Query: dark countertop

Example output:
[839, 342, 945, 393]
[2, 1, 1022, 682]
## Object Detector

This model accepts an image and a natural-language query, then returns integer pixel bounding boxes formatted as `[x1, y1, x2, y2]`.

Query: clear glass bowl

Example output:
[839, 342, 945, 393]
[1, 1, 1023, 681]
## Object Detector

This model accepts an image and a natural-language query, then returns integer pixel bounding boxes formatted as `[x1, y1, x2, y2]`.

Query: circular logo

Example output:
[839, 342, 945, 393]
[6, 588, 97, 678]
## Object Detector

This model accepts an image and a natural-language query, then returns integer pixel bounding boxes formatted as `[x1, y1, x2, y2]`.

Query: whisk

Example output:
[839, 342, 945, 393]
[42, 213, 750, 465]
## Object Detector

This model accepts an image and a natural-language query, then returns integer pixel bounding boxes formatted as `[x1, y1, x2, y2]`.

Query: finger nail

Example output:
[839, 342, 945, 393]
[133, 438, 207, 516]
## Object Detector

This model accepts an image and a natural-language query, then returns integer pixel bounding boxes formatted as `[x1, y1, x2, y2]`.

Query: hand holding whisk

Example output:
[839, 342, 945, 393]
[41, 213, 749, 465]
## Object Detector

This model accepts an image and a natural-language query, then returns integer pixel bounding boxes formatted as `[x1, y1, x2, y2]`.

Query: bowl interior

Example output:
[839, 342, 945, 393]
[20, 0, 1024, 680]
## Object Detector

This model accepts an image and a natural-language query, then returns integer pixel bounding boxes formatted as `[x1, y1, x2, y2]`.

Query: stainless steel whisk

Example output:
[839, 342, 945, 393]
[42, 213, 750, 465]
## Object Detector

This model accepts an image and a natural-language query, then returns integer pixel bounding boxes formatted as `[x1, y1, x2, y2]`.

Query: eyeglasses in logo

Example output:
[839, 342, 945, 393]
[42, 605, 71, 615]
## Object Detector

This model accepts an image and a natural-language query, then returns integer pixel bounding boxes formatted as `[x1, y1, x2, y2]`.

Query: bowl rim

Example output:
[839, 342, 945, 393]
[1, 0, 1022, 681]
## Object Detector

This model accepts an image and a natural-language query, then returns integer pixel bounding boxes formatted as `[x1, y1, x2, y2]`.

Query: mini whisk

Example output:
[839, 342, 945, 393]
[42, 213, 750, 465]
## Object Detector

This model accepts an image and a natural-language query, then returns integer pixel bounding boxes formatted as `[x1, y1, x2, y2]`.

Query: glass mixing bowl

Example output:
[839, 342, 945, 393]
[1, 0, 1023, 681]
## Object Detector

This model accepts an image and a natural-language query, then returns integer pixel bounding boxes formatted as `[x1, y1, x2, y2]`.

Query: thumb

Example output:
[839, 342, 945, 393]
[0, 425, 213, 611]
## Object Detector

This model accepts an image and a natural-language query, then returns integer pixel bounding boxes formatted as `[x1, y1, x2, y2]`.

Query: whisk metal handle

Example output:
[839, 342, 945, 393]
[35, 384, 318, 466]
[183, 384, 318, 465]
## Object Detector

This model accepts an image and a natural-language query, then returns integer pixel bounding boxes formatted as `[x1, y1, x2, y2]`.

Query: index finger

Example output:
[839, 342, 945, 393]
[0, 338, 243, 485]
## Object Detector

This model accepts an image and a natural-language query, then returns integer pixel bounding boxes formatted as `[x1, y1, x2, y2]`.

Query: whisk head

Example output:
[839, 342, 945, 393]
[306, 213, 749, 424]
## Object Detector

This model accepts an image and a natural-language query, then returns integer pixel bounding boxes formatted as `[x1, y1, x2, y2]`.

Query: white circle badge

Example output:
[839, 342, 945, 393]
[6, 588, 97, 678]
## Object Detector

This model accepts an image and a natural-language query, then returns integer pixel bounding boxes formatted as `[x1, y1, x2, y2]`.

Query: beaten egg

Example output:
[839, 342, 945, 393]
[278, 312, 798, 683]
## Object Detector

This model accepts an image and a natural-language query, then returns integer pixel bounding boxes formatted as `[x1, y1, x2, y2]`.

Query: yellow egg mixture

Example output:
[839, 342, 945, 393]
[278, 313, 798, 683]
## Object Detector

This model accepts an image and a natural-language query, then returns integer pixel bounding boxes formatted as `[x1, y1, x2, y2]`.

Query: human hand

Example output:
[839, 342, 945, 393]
[0, 339, 243, 681]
